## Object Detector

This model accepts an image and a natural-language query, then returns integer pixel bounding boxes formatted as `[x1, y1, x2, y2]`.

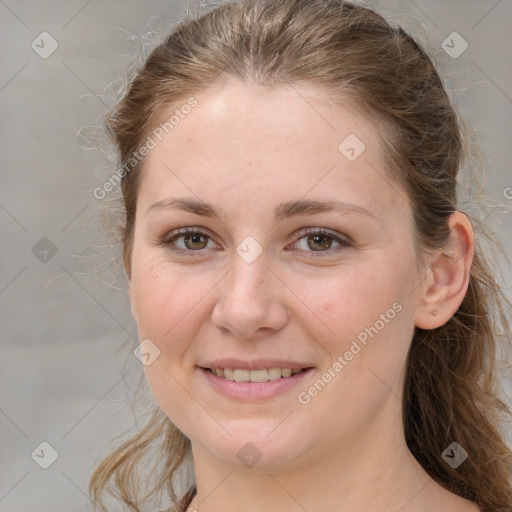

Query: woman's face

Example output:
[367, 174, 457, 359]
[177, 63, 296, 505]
[129, 77, 427, 470]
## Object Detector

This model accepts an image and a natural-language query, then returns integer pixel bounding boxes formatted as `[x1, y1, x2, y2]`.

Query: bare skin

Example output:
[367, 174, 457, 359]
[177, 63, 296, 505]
[128, 76, 479, 512]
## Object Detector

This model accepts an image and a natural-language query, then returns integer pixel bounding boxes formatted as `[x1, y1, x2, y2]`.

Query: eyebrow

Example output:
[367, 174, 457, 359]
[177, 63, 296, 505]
[145, 196, 377, 222]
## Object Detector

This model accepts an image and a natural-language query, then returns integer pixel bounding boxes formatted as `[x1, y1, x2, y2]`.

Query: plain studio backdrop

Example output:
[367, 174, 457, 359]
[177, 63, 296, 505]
[0, 0, 511, 511]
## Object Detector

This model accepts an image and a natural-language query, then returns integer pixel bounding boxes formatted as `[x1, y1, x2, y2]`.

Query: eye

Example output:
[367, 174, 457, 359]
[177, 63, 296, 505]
[161, 226, 350, 257]
[162, 227, 216, 254]
[291, 227, 350, 256]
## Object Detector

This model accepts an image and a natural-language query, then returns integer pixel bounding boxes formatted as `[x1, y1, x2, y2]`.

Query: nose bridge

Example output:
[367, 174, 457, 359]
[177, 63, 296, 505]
[226, 245, 269, 298]
[212, 244, 287, 337]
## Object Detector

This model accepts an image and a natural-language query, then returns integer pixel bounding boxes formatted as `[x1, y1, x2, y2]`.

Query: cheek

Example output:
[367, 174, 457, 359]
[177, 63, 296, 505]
[291, 260, 411, 377]
[290, 263, 396, 338]
[130, 260, 214, 342]
[130, 262, 213, 421]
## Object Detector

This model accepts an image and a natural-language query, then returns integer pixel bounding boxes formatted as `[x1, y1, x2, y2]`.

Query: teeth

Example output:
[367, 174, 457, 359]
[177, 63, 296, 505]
[211, 367, 304, 382]
[233, 369, 248, 382]
[267, 368, 283, 381]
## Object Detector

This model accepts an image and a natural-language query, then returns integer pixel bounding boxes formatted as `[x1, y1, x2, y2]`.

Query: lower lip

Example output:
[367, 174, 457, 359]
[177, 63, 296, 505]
[198, 367, 314, 401]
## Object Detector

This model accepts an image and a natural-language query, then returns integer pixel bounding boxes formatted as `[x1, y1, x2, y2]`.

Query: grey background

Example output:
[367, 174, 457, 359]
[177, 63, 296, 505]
[1, 0, 511, 511]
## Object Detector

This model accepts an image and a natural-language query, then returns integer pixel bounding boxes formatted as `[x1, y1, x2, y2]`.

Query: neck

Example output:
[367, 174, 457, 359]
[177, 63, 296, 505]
[186, 394, 436, 512]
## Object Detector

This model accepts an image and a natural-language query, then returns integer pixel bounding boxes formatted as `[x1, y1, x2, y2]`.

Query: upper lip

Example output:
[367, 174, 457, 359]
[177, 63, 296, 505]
[199, 359, 314, 371]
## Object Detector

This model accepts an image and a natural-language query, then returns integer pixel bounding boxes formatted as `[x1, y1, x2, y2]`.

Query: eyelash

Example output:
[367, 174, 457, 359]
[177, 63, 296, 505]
[160, 227, 350, 257]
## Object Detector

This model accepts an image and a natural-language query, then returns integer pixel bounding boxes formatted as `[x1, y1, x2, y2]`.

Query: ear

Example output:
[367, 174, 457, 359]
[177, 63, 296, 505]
[414, 211, 475, 329]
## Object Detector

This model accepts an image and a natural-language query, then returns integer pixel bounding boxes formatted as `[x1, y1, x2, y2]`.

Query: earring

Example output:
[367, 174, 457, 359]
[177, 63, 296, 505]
[431, 309, 437, 316]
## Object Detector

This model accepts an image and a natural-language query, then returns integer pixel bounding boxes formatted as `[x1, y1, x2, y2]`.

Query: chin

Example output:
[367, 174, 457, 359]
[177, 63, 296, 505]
[197, 420, 310, 472]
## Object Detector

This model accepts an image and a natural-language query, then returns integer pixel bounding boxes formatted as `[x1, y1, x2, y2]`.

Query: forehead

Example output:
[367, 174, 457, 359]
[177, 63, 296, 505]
[165, 78, 377, 157]
[137, 78, 407, 221]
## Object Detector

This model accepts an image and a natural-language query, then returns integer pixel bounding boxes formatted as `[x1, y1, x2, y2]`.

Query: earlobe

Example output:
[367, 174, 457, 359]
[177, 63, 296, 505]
[414, 211, 475, 330]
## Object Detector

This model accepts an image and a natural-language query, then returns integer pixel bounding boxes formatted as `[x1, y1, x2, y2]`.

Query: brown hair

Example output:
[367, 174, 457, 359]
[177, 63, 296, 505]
[89, 1, 512, 511]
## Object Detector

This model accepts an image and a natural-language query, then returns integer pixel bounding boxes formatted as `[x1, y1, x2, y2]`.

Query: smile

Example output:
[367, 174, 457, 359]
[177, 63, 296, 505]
[199, 366, 314, 401]
[206, 367, 307, 382]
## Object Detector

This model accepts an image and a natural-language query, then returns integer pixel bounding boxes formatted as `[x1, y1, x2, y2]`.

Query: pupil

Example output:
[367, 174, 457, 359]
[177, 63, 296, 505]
[310, 234, 330, 251]
[187, 233, 205, 248]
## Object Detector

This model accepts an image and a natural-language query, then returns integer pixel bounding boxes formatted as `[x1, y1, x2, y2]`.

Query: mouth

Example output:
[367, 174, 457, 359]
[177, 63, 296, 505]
[198, 365, 315, 400]
[196, 354, 318, 401]
[201, 366, 313, 383]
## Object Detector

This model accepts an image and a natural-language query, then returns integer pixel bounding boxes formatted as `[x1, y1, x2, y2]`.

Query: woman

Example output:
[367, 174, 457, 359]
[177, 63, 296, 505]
[89, 1, 512, 511]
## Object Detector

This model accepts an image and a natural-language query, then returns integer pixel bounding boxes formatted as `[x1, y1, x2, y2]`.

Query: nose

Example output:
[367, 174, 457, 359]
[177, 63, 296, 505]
[211, 255, 288, 339]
